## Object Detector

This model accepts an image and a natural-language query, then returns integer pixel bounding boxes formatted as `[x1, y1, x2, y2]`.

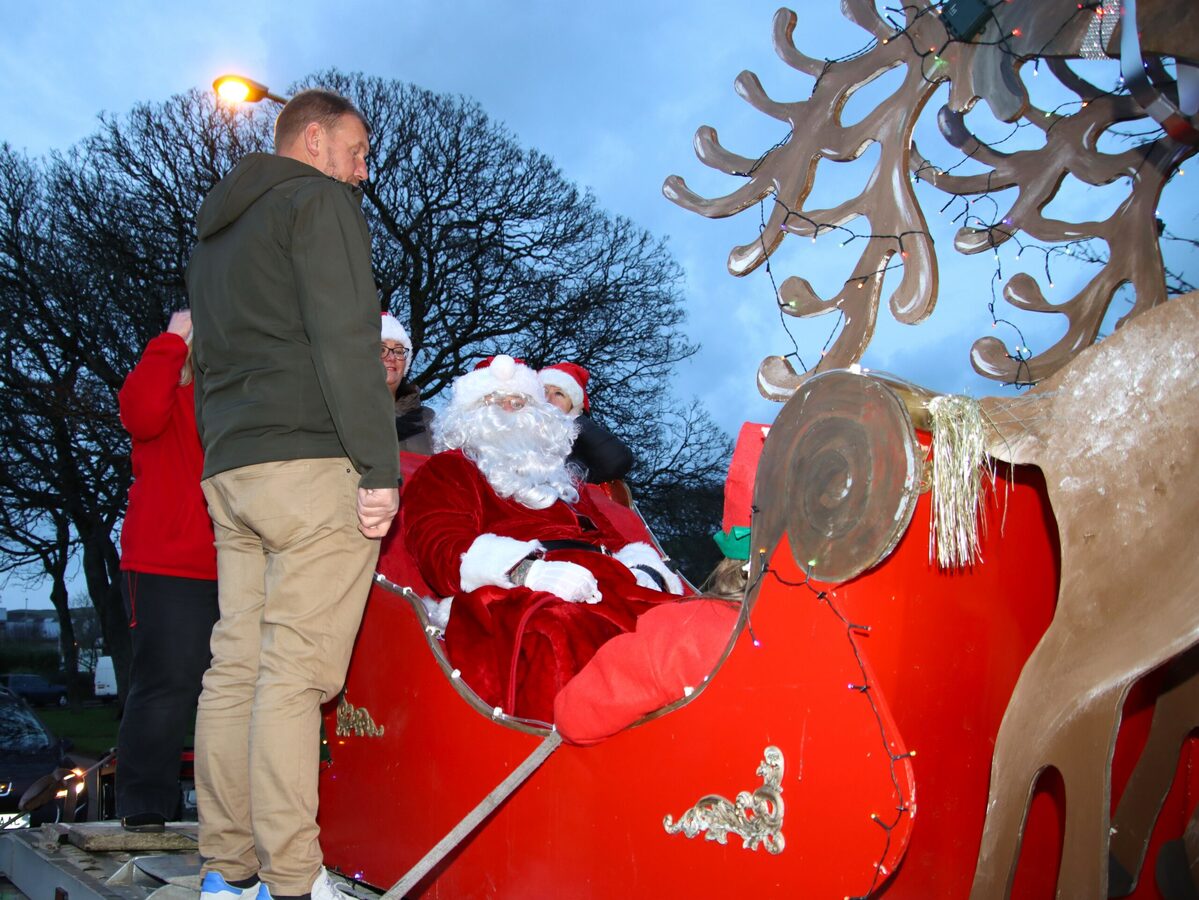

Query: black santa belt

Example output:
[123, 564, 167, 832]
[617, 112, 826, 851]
[539, 539, 610, 555]
[540, 539, 668, 590]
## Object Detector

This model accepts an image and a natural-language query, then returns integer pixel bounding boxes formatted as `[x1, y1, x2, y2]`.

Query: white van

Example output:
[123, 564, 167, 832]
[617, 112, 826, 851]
[94, 656, 117, 701]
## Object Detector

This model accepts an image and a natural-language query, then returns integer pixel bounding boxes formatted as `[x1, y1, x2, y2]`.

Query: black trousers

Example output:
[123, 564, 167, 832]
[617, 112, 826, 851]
[116, 570, 219, 819]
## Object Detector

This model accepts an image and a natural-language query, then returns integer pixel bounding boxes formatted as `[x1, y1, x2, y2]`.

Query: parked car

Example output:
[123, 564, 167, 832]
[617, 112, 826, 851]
[0, 691, 78, 826]
[93, 657, 117, 702]
[0, 673, 68, 707]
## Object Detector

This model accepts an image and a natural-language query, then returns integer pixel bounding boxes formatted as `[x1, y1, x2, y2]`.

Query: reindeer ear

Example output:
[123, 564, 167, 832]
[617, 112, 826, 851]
[752, 369, 921, 585]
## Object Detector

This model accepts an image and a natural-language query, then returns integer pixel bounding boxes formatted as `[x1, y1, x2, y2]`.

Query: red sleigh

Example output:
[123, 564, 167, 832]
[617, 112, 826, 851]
[317, 301, 1199, 899]
[305, 0, 1199, 890]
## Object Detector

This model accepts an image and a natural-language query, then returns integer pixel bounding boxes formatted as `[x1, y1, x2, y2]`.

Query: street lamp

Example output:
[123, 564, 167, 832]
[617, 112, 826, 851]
[212, 74, 289, 106]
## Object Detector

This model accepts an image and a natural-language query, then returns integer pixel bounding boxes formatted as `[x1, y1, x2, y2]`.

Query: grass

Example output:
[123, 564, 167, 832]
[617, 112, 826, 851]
[38, 703, 197, 761]
[38, 704, 121, 759]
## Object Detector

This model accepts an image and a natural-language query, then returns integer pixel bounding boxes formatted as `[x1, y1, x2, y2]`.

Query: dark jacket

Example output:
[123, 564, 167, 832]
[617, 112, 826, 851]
[187, 153, 399, 488]
[395, 381, 435, 455]
[569, 414, 634, 484]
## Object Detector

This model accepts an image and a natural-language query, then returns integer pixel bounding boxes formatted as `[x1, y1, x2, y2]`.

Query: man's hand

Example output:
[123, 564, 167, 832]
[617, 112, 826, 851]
[167, 309, 192, 341]
[357, 487, 399, 538]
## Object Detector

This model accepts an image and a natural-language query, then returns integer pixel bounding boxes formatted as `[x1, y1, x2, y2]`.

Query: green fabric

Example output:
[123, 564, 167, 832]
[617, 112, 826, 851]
[188, 153, 399, 488]
[712, 525, 751, 560]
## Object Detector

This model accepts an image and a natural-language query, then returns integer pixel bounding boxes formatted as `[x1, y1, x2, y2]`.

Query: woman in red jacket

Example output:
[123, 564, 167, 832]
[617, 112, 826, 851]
[116, 309, 218, 832]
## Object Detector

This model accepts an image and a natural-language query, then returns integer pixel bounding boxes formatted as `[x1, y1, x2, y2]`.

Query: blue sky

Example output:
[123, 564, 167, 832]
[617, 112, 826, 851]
[2, 1, 1194, 609]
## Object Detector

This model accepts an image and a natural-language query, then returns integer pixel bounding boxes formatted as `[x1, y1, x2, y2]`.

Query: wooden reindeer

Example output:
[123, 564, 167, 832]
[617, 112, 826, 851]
[664, 3, 1198, 892]
[969, 291, 1199, 898]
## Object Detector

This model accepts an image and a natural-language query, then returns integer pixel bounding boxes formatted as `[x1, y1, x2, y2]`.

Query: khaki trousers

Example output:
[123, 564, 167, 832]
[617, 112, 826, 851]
[197, 458, 380, 895]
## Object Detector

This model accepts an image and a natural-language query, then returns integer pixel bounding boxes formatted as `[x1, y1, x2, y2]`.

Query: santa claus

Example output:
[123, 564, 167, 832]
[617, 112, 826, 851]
[402, 355, 685, 724]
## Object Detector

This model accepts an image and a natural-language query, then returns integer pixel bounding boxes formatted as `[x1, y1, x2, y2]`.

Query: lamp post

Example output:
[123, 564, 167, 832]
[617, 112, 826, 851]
[212, 74, 289, 106]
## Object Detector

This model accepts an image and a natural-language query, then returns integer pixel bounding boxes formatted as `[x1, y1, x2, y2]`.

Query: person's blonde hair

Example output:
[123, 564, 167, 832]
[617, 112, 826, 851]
[701, 556, 749, 601]
[179, 335, 194, 387]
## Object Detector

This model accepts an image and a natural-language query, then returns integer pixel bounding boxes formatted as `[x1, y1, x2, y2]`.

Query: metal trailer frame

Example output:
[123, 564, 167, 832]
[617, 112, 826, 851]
[0, 829, 199, 899]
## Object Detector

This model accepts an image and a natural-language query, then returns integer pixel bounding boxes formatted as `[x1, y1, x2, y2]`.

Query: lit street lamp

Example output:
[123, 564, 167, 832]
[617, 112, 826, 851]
[212, 74, 289, 106]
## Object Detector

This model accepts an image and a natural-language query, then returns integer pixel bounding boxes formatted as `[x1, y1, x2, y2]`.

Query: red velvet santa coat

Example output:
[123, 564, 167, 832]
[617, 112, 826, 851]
[402, 449, 680, 723]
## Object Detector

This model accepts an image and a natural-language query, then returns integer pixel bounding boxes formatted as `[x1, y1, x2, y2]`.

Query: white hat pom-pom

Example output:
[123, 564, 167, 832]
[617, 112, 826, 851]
[491, 355, 516, 381]
[449, 354, 544, 410]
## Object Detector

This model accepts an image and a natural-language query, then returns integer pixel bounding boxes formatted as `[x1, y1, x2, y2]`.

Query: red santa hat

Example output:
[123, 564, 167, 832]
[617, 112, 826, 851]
[451, 354, 543, 409]
[380, 312, 412, 353]
[539, 362, 590, 413]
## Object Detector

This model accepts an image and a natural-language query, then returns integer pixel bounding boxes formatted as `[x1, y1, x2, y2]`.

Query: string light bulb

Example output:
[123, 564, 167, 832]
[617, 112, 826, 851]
[752, 558, 911, 892]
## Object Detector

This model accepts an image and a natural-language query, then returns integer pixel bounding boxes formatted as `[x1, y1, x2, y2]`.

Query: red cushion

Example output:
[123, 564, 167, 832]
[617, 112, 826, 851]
[723, 422, 770, 532]
[553, 599, 740, 746]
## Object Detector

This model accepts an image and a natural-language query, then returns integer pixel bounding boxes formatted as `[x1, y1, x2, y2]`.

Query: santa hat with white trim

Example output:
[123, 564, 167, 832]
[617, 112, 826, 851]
[380, 312, 412, 353]
[451, 354, 543, 410]
[538, 362, 590, 413]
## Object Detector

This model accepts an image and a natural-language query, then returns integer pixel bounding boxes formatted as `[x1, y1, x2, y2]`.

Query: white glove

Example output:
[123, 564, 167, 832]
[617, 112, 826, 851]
[459, 534, 543, 592]
[613, 541, 685, 595]
[521, 560, 602, 604]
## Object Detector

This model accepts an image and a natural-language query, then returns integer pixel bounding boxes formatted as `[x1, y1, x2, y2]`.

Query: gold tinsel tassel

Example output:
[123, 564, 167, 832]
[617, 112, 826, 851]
[927, 394, 992, 568]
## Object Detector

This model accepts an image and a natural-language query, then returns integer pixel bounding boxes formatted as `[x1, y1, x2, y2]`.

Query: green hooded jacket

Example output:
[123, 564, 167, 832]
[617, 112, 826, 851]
[187, 153, 399, 488]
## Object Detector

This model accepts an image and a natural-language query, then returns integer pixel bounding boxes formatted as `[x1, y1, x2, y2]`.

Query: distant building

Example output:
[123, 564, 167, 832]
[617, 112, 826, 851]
[0, 609, 60, 641]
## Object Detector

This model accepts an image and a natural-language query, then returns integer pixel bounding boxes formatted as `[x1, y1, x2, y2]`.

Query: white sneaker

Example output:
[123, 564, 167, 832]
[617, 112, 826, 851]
[310, 867, 348, 900]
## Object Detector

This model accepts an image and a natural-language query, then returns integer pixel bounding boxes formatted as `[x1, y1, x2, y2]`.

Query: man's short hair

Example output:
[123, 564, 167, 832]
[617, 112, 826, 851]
[274, 89, 370, 153]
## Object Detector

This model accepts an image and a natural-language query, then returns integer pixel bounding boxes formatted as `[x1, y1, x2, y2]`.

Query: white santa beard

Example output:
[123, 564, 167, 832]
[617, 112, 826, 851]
[434, 402, 580, 509]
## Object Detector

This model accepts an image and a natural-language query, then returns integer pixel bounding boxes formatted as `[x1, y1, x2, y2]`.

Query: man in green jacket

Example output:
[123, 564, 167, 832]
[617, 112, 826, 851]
[188, 89, 399, 900]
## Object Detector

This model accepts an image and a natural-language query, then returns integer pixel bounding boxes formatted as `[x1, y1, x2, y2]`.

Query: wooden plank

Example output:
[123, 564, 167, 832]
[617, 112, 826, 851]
[65, 823, 198, 852]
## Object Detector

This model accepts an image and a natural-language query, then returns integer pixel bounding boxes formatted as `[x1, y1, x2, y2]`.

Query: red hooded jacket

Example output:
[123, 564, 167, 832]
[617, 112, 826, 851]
[118, 333, 216, 580]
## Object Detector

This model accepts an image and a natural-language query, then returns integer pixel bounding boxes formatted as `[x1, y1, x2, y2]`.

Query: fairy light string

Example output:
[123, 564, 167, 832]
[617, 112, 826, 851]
[752, 186, 929, 371]
[730, 0, 1184, 390]
[742, 547, 913, 898]
[755, 197, 808, 370]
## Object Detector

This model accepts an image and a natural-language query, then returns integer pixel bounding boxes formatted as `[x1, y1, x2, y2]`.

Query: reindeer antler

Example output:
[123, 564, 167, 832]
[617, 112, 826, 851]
[665, 4, 959, 399]
[667, 1, 1196, 397]
[927, 57, 1189, 382]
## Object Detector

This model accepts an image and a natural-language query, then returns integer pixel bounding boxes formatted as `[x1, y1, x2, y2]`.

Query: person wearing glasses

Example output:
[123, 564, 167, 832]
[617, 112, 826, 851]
[381, 312, 434, 455]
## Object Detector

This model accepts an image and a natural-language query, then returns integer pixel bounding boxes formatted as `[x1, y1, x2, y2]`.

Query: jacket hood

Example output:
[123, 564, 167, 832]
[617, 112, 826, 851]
[195, 154, 343, 240]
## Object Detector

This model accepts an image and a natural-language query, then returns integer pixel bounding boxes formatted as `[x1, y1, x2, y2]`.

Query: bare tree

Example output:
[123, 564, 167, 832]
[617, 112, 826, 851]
[618, 401, 730, 580]
[0, 101, 271, 695]
[302, 71, 731, 578]
[0, 71, 729, 667]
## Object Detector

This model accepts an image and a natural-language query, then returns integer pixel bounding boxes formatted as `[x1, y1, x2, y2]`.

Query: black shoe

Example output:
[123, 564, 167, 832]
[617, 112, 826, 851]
[121, 812, 166, 832]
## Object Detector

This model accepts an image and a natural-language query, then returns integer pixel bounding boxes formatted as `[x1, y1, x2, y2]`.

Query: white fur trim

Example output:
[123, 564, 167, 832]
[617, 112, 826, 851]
[420, 596, 453, 631]
[614, 541, 685, 595]
[452, 355, 543, 410]
[538, 368, 584, 413]
[459, 533, 543, 592]
[380, 313, 412, 352]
